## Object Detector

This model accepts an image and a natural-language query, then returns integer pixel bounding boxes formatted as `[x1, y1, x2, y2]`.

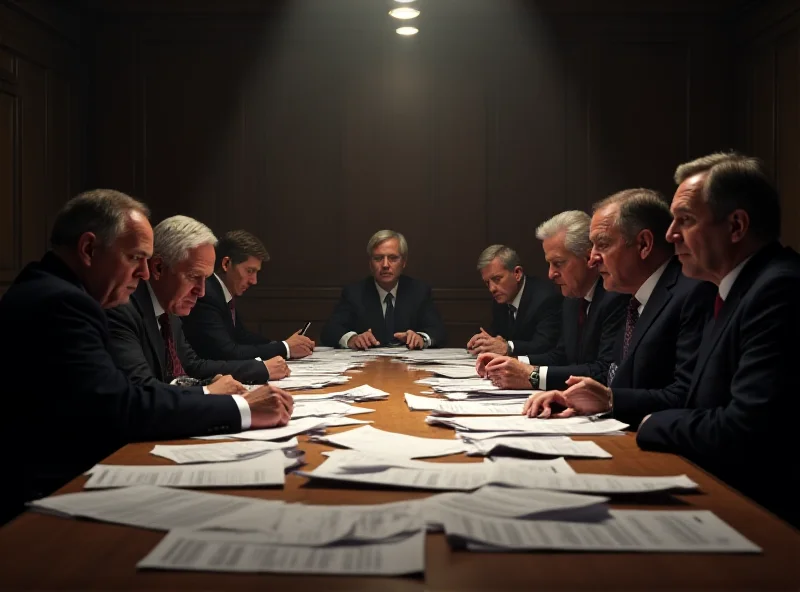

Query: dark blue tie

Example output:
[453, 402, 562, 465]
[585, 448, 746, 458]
[384, 293, 395, 340]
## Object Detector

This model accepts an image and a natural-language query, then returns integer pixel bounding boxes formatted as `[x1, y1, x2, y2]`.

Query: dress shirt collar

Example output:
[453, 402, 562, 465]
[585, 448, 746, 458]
[634, 259, 670, 313]
[374, 281, 399, 304]
[146, 281, 166, 326]
[584, 278, 598, 302]
[510, 276, 526, 311]
[214, 273, 234, 304]
[718, 255, 754, 301]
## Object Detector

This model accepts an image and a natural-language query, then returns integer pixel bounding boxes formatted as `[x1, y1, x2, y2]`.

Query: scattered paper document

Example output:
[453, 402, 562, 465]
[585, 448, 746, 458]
[405, 393, 524, 415]
[137, 528, 426, 576]
[427, 415, 629, 435]
[195, 416, 329, 442]
[441, 510, 760, 553]
[150, 439, 299, 464]
[465, 436, 612, 459]
[292, 384, 389, 403]
[310, 425, 467, 458]
[291, 400, 374, 419]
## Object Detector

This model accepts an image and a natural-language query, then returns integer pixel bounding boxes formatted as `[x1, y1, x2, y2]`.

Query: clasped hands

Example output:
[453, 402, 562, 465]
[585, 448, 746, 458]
[522, 376, 612, 418]
[467, 328, 508, 355]
[347, 328, 426, 350]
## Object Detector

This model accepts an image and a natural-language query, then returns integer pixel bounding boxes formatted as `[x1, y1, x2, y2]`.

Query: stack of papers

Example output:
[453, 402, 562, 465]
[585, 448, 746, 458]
[309, 425, 468, 458]
[427, 415, 629, 436]
[150, 438, 299, 464]
[292, 384, 390, 403]
[269, 375, 352, 389]
[463, 436, 612, 459]
[405, 393, 524, 415]
[291, 399, 375, 419]
[194, 416, 332, 441]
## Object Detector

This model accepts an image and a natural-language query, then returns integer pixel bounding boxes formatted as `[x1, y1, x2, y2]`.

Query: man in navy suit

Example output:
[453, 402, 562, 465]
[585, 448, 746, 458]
[321, 230, 446, 349]
[182, 230, 315, 362]
[0, 190, 292, 524]
[467, 245, 562, 356]
[107, 217, 288, 390]
[525, 154, 798, 527]
[476, 211, 627, 391]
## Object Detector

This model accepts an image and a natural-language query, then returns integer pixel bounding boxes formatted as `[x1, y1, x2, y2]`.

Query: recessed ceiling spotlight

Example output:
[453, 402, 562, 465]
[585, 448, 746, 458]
[389, 7, 420, 19]
[396, 26, 419, 36]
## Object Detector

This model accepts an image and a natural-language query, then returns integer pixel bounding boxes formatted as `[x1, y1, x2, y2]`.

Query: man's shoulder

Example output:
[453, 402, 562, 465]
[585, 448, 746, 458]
[197, 275, 226, 306]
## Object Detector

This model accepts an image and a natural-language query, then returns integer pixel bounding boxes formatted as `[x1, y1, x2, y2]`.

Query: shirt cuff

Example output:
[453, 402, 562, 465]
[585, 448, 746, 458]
[202, 386, 210, 395]
[339, 331, 357, 348]
[539, 366, 548, 391]
[419, 332, 432, 348]
[282, 341, 291, 359]
[518, 355, 530, 364]
[231, 394, 251, 430]
[508, 341, 515, 354]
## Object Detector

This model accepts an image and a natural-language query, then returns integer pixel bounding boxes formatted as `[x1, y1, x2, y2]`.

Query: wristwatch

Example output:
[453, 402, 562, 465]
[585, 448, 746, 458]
[528, 366, 540, 390]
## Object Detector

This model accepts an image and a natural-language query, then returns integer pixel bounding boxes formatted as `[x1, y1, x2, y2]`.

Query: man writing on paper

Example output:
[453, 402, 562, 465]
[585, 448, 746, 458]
[182, 230, 314, 362]
[524, 153, 799, 527]
[476, 211, 627, 391]
[321, 229, 446, 349]
[106, 216, 290, 391]
[0, 190, 292, 524]
[467, 245, 562, 356]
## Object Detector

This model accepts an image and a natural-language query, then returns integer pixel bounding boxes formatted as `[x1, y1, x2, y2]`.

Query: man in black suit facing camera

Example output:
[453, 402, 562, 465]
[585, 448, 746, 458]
[321, 229, 446, 349]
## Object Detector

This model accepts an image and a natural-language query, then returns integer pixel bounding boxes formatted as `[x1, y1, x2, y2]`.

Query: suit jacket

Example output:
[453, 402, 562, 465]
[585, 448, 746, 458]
[608, 256, 715, 393]
[321, 275, 446, 347]
[182, 276, 288, 361]
[106, 282, 271, 387]
[489, 275, 563, 356]
[636, 243, 800, 528]
[0, 253, 242, 520]
[525, 279, 627, 390]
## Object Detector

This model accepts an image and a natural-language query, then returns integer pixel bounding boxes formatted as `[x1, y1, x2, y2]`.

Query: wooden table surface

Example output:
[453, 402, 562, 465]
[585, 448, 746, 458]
[1, 357, 798, 591]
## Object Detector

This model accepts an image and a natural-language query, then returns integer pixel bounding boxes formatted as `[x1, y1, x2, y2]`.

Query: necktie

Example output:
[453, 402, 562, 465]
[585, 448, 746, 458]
[229, 299, 236, 326]
[714, 293, 724, 319]
[508, 304, 517, 335]
[159, 313, 186, 381]
[621, 296, 641, 361]
[384, 293, 395, 340]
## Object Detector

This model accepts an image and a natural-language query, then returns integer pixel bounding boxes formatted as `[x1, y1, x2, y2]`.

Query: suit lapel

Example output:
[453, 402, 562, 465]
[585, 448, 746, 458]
[207, 276, 235, 331]
[133, 282, 166, 380]
[580, 278, 605, 358]
[563, 298, 580, 361]
[393, 277, 411, 336]
[364, 279, 387, 343]
[514, 276, 535, 339]
[626, 258, 679, 356]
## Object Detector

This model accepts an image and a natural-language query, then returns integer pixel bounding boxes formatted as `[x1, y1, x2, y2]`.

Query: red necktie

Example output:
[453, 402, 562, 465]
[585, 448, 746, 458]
[714, 293, 724, 319]
[159, 313, 186, 381]
[229, 299, 236, 326]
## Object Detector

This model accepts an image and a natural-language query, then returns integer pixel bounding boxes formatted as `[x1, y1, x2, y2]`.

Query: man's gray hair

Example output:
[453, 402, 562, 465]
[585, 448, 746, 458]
[50, 189, 150, 248]
[367, 229, 408, 258]
[593, 188, 672, 251]
[535, 211, 592, 257]
[153, 215, 218, 268]
[476, 245, 521, 271]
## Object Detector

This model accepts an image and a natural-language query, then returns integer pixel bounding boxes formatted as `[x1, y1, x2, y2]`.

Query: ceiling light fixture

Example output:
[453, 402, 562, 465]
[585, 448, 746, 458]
[396, 26, 419, 36]
[393, 0, 417, 3]
[389, 7, 420, 19]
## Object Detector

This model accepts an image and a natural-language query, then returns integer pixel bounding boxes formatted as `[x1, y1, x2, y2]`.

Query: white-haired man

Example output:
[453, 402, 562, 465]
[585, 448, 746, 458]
[477, 211, 628, 391]
[321, 229, 446, 349]
[107, 215, 290, 393]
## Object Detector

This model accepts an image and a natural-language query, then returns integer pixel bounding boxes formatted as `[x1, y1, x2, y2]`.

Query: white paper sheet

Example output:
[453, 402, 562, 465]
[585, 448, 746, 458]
[150, 439, 298, 464]
[137, 528, 426, 575]
[427, 415, 629, 435]
[291, 383, 390, 402]
[405, 393, 524, 415]
[465, 436, 612, 459]
[194, 416, 329, 441]
[441, 510, 761, 553]
[309, 425, 467, 458]
[291, 400, 374, 419]
[84, 452, 286, 489]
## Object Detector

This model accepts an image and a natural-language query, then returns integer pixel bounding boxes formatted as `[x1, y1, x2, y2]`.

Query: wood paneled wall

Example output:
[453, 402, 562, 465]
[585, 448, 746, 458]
[0, 0, 85, 290]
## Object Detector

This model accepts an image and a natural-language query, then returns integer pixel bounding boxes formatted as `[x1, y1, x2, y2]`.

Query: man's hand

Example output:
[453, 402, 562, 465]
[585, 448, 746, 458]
[561, 375, 612, 416]
[475, 352, 504, 377]
[394, 330, 424, 350]
[206, 374, 247, 395]
[485, 356, 533, 389]
[285, 331, 314, 359]
[467, 327, 508, 355]
[244, 384, 294, 429]
[522, 391, 571, 418]
[264, 356, 290, 380]
[347, 329, 380, 350]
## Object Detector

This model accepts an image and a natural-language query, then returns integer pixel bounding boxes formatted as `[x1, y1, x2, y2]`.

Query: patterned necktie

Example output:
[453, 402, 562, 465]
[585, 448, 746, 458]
[229, 299, 236, 326]
[159, 313, 186, 381]
[714, 293, 724, 319]
[384, 293, 395, 340]
[621, 296, 641, 361]
[507, 304, 517, 335]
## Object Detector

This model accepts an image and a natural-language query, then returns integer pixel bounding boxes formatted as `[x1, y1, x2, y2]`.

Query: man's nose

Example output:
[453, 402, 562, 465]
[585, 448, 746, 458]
[139, 260, 150, 280]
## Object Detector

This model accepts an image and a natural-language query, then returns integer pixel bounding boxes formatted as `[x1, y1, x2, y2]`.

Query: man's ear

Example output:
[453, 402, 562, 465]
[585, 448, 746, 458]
[513, 266, 524, 282]
[637, 229, 655, 260]
[76, 232, 98, 267]
[729, 209, 751, 244]
[221, 256, 231, 272]
[149, 255, 165, 280]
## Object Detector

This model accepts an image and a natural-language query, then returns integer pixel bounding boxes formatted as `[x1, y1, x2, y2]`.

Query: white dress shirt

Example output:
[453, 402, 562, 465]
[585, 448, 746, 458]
[506, 277, 527, 354]
[634, 259, 670, 316]
[214, 274, 291, 359]
[149, 280, 251, 429]
[520, 279, 597, 390]
[339, 281, 431, 348]
[718, 256, 753, 301]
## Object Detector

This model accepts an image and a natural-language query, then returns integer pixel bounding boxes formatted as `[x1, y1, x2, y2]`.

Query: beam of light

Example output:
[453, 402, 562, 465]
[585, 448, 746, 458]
[389, 7, 420, 19]
[396, 26, 419, 36]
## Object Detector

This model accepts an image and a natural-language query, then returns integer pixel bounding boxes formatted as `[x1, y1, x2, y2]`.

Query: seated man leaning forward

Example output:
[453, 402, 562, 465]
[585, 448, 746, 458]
[182, 230, 315, 362]
[467, 244, 562, 356]
[106, 216, 290, 392]
[321, 229, 446, 350]
[476, 211, 627, 391]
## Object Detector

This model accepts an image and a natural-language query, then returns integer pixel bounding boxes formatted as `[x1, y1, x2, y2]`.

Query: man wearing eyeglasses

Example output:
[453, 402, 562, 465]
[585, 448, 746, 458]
[321, 229, 446, 349]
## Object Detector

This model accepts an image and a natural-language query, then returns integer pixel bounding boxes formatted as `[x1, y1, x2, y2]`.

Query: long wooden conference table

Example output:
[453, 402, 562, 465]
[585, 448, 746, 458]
[1, 357, 798, 590]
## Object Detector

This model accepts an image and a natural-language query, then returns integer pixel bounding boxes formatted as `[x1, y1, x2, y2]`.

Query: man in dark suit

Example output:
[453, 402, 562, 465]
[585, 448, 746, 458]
[476, 211, 627, 391]
[321, 229, 446, 349]
[467, 245, 562, 357]
[182, 230, 315, 362]
[0, 190, 292, 525]
[524, 154, 798, 527]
